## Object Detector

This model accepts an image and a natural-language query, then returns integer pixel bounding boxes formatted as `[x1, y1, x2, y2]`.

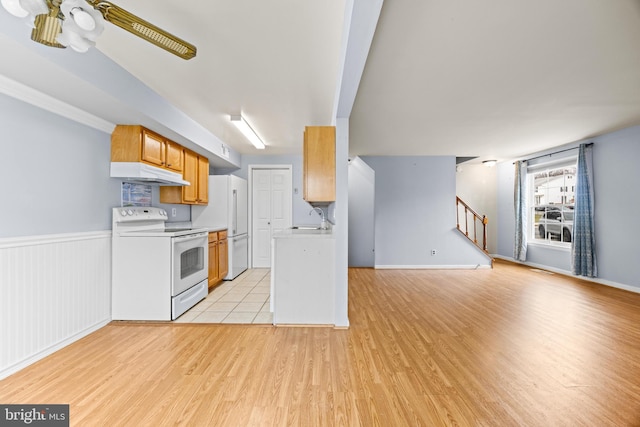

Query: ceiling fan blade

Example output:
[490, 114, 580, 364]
[86, 0, 197, 60]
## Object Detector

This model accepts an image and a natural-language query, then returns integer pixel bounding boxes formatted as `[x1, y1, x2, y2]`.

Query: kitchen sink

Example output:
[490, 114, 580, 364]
[291, 226, 321, 230]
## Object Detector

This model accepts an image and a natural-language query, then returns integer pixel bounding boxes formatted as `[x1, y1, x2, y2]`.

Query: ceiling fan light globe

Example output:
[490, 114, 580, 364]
[18, 0, 47, 15]
[58, 19, 96, 52]
[57, 32, 87, 52]
[70, 7, 96, 31]
[1, 0, 29, 17]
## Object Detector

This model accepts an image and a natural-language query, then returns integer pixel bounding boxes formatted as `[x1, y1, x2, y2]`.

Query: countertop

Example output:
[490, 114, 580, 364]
[166, 222, 227, 233]
[273, 227, 334, 239]
[201, 227, 228, 233]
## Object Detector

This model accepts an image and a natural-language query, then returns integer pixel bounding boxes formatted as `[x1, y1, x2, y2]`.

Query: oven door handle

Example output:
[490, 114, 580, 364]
[173, 232, 208, 242]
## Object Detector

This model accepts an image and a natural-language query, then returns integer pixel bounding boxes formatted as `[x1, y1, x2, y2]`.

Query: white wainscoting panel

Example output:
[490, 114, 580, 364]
[0, 232, 111, 379]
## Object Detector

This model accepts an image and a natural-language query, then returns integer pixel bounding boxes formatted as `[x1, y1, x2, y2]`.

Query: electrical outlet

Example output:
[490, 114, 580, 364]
[171, 208, 177, 217]
[431, 249, 437, 256]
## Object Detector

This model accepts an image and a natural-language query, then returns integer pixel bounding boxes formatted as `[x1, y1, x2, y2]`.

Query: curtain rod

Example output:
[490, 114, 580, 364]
[515, 142, 593, 164]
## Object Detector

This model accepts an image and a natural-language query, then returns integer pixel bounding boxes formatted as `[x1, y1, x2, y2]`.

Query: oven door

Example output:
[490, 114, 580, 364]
[171, 232, 208, 296]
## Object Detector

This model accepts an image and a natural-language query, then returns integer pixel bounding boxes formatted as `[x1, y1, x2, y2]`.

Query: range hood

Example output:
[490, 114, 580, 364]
[110, 162, 190, 186]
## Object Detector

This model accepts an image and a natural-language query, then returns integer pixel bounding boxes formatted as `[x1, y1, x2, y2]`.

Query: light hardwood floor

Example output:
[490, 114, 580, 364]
[2, 260, 640, 426]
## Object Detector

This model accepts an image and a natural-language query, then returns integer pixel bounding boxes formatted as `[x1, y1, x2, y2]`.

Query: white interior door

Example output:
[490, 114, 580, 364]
[251, 167, 292, 268]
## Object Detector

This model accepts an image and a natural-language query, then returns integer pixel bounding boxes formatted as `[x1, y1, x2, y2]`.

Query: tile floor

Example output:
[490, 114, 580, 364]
[175, 268, 273, 324]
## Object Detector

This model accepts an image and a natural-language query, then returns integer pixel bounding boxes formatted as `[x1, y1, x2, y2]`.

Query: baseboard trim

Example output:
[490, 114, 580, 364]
[375, 264, 492, 270]
[274, 324, 335, 328]
[492, 254, 640, 295]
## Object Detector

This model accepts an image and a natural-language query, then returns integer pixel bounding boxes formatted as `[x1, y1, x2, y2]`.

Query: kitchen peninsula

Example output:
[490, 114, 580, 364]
[271, 227, 335, 325]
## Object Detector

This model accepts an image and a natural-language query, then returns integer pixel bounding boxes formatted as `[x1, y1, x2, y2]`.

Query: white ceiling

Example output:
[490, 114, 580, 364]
[92, 0, 346, 156]
[351, 0, 640, 162]
[2, 0, 640, 164]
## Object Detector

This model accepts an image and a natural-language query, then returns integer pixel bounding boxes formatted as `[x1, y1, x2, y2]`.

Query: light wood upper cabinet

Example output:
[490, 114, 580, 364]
[303, 126, 336, 202]
[197, 155, 209, 204]
[141, 131, 164, 166]
[112, 124, 208, 205]
[164, 140, 184, 173]
[182, 150, 198, 203]
[160, 149, 209, 205]
[112, 125, 183, 173]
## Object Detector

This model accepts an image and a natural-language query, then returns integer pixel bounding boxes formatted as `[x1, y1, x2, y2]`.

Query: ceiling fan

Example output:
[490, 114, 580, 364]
[1, 0, 197, 59]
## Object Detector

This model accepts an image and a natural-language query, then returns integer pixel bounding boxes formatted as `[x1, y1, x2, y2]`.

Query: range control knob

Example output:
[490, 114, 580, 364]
[127, 209, 134, 216]
[120, 209, 128, 216]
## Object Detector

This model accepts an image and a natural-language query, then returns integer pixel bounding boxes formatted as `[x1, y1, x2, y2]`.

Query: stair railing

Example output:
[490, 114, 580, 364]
[456, 196, 488, 253]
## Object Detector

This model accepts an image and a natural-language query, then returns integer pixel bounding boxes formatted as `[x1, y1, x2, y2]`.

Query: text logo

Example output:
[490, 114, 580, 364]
[0, 405, 69, 426]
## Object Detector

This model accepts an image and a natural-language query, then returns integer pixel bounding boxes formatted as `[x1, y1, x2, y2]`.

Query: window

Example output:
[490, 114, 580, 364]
[529, 160, 576, 246]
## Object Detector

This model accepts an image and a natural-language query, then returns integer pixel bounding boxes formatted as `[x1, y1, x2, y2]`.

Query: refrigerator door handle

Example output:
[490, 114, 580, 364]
[232, 189, 237, 235]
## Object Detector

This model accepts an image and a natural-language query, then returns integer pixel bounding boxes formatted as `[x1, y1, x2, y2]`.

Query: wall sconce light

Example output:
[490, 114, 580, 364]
[230, 115, 266, 149]
[482, 160, 497, 167]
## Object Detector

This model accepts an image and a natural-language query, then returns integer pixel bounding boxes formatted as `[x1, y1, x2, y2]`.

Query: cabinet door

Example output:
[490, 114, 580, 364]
[141, 130, 165, 167]
[159, 151, 207, 205]
[165, 140, 183, 172]
[208, 239, 219, 289]
[197, 156, 209, 204]
[182, 150, 198, 203]
[218, 237, 228, 280]
[111, 125, 144, 162]
[303, 126, 335, 202]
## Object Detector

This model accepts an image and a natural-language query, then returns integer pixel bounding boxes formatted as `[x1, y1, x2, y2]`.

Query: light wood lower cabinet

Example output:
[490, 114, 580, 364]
[208, 230, 228, 290]
[218, 231, 229, 280]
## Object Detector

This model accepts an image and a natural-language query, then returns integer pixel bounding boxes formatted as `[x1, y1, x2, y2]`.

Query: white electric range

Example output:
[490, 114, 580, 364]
[111, 207, 209, 320]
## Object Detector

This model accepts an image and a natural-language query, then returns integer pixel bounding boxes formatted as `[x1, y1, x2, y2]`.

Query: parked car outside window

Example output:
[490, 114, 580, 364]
[535, 206, 573, 243]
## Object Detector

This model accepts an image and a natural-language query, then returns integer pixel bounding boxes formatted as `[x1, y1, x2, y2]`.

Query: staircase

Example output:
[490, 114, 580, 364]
[456, 196, 493, 266]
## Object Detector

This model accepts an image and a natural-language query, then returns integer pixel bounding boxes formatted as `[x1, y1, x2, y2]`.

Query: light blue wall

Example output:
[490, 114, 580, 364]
[361, 156, 491, 267]
[0, 94, 121, 237]
[496, 125, 640, 289]
[348, 157, 375, 266]
[0, 11, 241, 171]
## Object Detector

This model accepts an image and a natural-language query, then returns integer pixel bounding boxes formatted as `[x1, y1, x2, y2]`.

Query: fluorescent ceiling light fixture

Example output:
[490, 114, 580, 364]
[482, 160, 497, 167]
[230, 115, 266, 149]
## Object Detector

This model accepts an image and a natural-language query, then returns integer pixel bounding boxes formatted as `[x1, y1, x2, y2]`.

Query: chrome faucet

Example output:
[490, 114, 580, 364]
[310, 207, 329, 229]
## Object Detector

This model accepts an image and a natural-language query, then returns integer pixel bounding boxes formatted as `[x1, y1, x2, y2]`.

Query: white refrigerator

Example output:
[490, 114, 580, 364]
[192, 175, 248, 280]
